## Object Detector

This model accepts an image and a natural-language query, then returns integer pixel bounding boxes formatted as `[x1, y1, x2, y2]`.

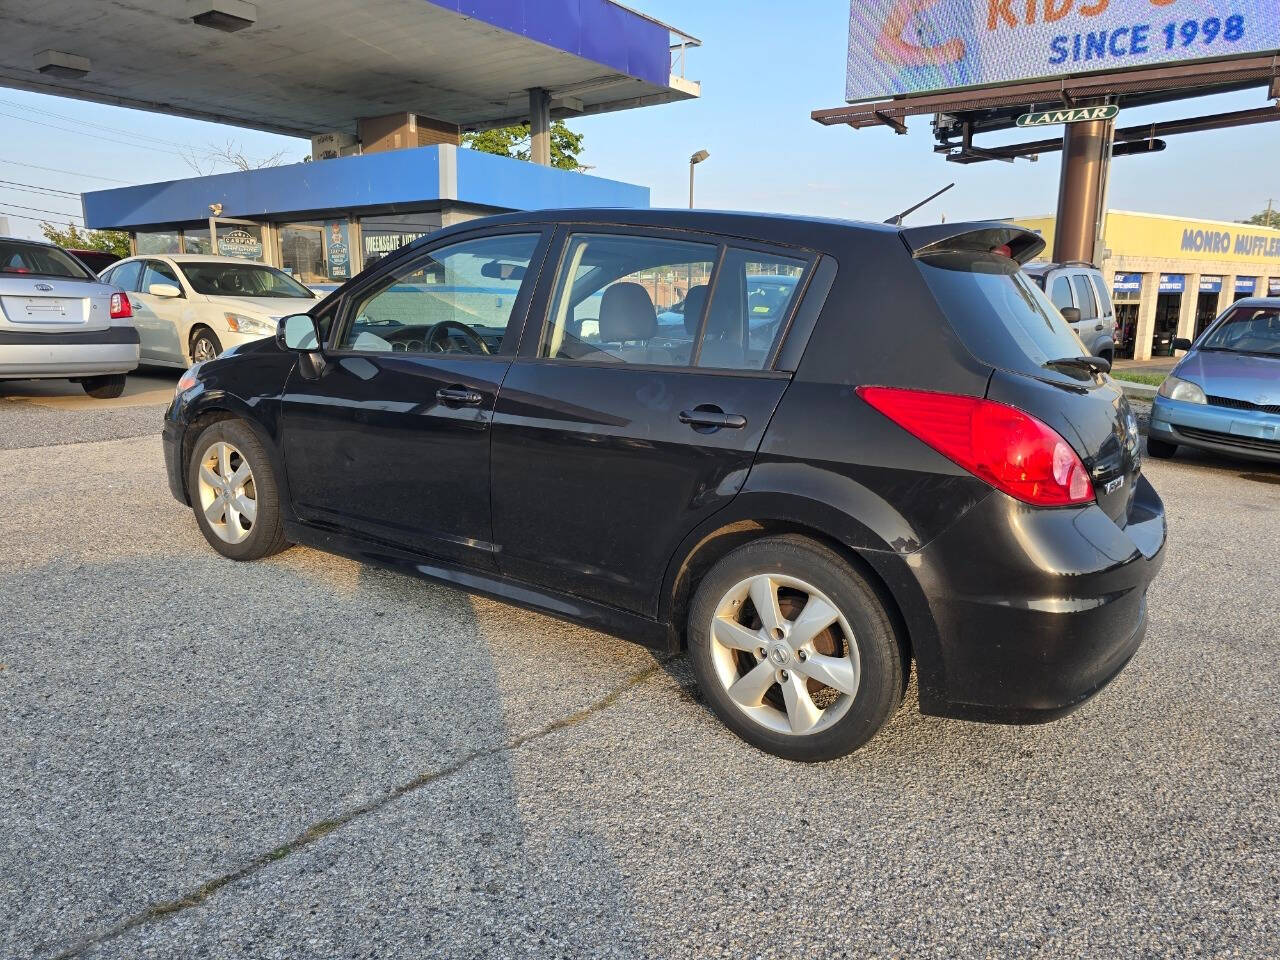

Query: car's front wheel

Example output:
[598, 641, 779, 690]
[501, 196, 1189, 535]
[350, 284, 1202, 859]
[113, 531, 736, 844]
[190, 328, 222, 364]
[187, 419, 290, 560]
[687, 535, 905, 761]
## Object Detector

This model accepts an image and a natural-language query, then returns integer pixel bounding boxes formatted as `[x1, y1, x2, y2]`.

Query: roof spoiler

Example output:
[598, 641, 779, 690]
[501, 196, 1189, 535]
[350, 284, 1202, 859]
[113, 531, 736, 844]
[900, 222, 1046, 265]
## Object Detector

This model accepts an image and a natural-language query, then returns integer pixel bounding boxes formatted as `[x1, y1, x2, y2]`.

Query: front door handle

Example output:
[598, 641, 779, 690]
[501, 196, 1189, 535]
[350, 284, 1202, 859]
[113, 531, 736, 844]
[679, 407, 747, 431]
[1095, 324, 1104, 332]
[436, 386, 483, 406]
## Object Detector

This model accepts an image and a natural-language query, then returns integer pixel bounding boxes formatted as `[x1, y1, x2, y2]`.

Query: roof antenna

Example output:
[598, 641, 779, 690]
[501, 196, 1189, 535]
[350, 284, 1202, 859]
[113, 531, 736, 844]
[885, 182, 955, 226]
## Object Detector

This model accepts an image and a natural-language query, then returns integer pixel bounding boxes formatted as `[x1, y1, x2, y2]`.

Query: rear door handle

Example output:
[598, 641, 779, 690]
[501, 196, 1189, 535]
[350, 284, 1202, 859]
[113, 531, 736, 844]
[1095, 324, 1104, 332]
[679, 408, 747, 430]
[436, 386, 483, 406]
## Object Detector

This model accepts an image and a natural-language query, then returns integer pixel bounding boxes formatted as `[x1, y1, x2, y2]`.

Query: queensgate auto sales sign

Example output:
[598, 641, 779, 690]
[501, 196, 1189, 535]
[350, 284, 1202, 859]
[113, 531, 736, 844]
[845, 0, 1280, 102]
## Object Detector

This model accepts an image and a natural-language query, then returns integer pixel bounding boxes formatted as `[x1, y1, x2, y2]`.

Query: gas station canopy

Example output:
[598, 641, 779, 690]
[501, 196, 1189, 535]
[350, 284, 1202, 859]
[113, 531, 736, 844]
[0, 0, 700, 138]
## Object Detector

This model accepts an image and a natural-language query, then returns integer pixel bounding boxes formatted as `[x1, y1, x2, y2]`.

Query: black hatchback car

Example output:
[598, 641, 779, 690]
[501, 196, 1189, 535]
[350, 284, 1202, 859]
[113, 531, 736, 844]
[163, 210, 1166, 761]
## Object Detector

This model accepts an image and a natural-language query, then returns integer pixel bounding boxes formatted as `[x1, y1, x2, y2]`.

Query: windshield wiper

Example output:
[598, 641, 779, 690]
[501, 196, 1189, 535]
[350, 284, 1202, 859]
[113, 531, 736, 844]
[1044, 355, 1112, 375]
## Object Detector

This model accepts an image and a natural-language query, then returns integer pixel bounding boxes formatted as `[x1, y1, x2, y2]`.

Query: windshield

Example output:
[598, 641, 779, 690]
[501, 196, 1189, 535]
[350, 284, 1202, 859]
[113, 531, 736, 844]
[1199, 306, 1280, 357]
[916, 252, 1087, 379]
[746, 276, 798, 322]
[0, 240, 95, 281]
[180, 262, 313, 299]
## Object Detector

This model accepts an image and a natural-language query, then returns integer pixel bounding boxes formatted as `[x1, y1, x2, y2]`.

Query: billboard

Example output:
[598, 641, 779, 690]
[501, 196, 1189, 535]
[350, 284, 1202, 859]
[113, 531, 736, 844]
[846, 0, 1280, 102]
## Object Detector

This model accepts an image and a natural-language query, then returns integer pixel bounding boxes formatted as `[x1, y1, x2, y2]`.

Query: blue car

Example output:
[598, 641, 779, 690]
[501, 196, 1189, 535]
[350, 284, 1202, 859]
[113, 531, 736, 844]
[1149, 298, 1280, 463]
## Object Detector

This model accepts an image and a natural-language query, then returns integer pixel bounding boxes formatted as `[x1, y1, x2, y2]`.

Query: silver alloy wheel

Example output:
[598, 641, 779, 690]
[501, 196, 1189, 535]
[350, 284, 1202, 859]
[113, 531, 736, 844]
[192, 335, 218, 363]
[708, 573, 860, 736]
[196, 441, 257, 544]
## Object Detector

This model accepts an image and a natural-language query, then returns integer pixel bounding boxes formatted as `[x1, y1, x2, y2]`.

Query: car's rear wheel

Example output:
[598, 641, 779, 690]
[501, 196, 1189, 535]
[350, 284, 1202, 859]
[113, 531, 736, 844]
[190, 328, 222, 364]
[187, 419, 289, 560]
[1146, 436, 1177, 459]
[687, 535, 905, 762]
[81, 374, 126, 399]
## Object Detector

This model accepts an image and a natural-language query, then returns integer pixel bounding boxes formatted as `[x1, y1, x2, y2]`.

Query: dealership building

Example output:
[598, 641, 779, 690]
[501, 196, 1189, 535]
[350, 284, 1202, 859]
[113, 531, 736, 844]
[29, 0, 703, 286]
[1012, 211, 1280, 360]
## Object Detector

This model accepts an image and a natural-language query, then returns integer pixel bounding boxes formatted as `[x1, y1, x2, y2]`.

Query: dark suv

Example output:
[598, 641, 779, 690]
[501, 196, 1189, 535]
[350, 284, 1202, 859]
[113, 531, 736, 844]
[163, 210, 1166, 761]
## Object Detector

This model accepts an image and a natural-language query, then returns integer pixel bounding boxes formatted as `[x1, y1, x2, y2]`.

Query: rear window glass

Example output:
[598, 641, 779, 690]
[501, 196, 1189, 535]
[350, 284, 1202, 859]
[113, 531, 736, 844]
[0, 240, 94, 281]
[916, 253, 1086, 378]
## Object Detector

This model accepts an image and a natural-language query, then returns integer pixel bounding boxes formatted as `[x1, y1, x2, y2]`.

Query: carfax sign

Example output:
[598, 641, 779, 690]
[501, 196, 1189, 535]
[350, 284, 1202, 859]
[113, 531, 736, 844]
[845, 0, 1280, 102]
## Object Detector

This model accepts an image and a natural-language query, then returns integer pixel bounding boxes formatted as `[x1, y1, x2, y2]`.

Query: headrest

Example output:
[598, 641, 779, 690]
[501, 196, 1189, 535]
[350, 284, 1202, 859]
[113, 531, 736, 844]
[600, 282, 656, 343]
[682, 285, 710, 336]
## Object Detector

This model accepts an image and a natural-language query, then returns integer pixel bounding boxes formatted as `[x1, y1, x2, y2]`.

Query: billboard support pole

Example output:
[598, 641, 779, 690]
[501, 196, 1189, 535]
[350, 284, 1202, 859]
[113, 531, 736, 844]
[1052, 115, 1114, 266]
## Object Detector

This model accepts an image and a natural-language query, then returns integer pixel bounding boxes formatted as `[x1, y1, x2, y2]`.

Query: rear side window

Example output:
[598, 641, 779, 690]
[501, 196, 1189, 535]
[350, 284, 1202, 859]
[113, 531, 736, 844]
[916, 253, 1086, 378]
[1071, 275, 1098, 320]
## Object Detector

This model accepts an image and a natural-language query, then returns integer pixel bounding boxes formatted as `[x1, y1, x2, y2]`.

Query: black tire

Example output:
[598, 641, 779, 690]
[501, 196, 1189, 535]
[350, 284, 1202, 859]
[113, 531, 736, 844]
[686, 535, 905, 762]
[1146, 436, 1177, 459]
[81, 374, 126, 399]
[186, 419, 290, 561]
[190, 328, 223, 364]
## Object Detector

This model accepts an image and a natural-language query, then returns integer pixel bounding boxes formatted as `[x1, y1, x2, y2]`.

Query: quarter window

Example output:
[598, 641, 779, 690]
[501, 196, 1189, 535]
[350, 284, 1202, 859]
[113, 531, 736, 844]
[1090, 275, 1114, 318]
[338, 233, 539, 354]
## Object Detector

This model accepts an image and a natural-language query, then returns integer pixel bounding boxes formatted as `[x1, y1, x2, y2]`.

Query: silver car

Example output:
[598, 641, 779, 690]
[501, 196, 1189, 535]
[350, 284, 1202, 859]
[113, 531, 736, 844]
[0, 237, 139, 397]
[1024, 261, 1118, 362]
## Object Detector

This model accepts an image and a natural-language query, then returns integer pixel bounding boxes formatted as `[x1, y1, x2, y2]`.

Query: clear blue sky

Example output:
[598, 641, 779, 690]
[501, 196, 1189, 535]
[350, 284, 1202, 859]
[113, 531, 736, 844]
[1, 0, 1275, 241]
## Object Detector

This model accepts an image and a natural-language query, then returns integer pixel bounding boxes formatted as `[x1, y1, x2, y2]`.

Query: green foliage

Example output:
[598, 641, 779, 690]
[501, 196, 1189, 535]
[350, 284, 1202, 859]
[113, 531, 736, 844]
[1241, 205, 1278, 229]
[462, 121, 585, 171]
[39, 222, 131, 258]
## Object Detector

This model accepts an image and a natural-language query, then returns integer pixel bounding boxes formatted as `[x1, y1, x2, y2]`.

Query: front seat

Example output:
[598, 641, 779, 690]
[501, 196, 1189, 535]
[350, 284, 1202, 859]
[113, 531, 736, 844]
[599, 282, 661, 363]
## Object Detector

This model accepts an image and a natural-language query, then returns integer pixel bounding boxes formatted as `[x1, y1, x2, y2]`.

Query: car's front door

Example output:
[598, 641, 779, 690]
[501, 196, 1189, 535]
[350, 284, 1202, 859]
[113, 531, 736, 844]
[490, 228, 815, 615]
[279, 229, 550, 568]
[131, 259, 188, 363]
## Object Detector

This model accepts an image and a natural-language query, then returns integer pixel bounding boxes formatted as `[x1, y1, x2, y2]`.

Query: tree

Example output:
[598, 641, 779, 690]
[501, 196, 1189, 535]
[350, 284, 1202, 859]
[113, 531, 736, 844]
[180, 139, 295, 176]
[462, 121, 585, 171]
[39, 222, 131, 258]
[1241, 202, 1277, 229]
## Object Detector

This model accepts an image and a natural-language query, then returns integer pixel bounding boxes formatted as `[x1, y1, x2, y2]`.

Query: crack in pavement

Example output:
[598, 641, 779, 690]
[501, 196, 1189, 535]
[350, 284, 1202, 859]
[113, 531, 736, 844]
[47, 656, 677, 960]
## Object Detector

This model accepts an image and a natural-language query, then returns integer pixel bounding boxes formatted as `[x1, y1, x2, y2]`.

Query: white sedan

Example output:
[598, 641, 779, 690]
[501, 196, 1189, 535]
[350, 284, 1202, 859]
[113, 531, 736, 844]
[99, 254, 321, 366]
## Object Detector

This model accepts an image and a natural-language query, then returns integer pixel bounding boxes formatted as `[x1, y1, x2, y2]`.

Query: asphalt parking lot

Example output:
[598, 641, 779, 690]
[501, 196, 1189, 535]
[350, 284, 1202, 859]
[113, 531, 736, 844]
[3, 376, 1278, 959]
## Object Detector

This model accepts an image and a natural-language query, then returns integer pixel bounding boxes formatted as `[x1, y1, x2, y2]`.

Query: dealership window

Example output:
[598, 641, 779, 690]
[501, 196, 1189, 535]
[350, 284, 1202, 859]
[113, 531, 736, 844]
[360, 213, 442, 268]
[278, 220, 354, 286]
[135, 231, 181, 255]
[182, 228, 213, 255]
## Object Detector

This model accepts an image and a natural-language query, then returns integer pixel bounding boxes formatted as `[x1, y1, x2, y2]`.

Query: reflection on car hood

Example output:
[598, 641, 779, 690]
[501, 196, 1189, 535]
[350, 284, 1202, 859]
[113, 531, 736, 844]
[204, 294, 319, 317]
[1179, 349, 1280, 405]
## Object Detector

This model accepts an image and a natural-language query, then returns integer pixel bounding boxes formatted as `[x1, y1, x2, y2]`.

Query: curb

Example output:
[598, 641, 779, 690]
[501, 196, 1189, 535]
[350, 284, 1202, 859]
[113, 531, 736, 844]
[1112, 378, 1158, 402]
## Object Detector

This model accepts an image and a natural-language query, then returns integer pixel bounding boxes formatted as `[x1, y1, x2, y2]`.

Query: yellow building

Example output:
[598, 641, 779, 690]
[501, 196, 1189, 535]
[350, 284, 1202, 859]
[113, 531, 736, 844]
[1010, 211, 1280, 361]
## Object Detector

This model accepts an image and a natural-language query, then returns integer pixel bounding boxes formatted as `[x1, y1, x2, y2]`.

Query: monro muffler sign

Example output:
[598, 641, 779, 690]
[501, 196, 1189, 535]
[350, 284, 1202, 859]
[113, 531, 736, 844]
[1016, 104, 1120, 127]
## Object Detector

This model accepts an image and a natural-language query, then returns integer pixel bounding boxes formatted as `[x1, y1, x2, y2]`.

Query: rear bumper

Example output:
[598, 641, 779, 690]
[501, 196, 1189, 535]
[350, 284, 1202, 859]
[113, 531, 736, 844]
[0, 325, 140, 378]
[1150, 396, 1280, 463]
[887, 474, 1166, 724]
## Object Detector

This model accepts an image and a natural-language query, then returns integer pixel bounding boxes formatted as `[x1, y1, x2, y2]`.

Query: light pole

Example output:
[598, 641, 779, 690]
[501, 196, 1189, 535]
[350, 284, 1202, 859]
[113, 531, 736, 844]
[689, 150, 710, 209]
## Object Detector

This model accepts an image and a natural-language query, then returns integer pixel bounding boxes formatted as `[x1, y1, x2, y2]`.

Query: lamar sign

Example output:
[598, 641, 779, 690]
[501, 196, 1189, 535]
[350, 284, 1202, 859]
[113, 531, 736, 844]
[1016, 104, 1119, 127]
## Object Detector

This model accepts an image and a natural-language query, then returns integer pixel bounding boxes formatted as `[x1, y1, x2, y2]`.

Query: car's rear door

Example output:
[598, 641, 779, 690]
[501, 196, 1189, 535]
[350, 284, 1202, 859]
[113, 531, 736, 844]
[279, 228, 551, 569]
[132, 259, 188, 363]
[489, 226, 818, 616]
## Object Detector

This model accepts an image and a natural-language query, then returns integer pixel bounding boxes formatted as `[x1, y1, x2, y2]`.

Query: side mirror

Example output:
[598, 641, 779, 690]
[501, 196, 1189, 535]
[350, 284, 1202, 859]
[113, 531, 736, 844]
[148, 283, 181, 298]
[1172, 337, 1193, 352]
[1060, 306, 1082, 324]
[277, 313, 320, 352]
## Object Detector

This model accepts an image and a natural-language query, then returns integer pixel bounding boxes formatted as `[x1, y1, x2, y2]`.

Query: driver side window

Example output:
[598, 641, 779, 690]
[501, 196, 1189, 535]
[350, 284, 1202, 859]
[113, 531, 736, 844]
[337, 233, 539, 355]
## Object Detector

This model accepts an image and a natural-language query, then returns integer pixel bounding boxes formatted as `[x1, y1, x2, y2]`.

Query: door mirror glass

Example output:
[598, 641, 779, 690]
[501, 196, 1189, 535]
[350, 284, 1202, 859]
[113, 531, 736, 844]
[278, 313, 320, 352]
[1060, 306, 1082, 324]
[1172, 337, 1193, 352]
[148, 283, 181, 298]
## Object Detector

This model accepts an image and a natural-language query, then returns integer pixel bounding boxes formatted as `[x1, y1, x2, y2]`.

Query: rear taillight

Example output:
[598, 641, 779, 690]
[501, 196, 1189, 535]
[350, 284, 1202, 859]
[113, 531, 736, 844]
[109, 292, 132, 319]
[857, 386, 1094, 507]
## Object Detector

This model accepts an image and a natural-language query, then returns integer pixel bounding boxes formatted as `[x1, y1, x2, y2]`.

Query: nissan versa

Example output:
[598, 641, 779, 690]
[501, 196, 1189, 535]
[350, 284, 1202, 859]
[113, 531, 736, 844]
[163, 211, 1166, 761]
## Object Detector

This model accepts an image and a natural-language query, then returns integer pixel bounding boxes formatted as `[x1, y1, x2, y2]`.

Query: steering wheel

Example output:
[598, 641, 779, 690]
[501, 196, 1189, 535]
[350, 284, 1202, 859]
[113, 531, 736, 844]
[424, 320, 490, 355]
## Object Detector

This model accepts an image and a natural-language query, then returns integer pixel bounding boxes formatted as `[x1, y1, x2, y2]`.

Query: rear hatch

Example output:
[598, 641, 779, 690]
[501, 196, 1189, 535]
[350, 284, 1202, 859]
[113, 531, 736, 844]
[0, 240, 115, 334]
[904, 224, 1142, 526]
